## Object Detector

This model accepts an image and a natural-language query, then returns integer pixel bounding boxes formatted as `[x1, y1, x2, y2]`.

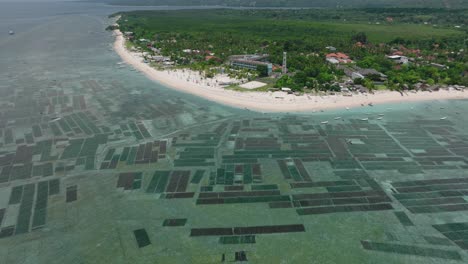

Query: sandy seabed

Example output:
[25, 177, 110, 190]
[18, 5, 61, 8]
[113, 30, 468, 113]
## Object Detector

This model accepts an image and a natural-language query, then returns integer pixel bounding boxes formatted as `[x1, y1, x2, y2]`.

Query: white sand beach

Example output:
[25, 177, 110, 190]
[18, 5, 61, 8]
[113, 30, 468, 113]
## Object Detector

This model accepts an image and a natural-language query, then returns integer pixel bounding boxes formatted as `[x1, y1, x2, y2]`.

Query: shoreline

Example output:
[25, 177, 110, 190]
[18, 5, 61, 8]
[113, 29, 468, 113]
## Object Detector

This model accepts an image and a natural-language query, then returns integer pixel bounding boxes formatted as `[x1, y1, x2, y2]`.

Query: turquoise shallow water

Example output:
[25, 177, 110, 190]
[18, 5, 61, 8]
[0, 2, 468, 263]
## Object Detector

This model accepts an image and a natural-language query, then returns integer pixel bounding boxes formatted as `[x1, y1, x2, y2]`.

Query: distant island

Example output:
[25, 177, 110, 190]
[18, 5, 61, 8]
[110, 8, 467, 112]
[93, 0, 468, 9]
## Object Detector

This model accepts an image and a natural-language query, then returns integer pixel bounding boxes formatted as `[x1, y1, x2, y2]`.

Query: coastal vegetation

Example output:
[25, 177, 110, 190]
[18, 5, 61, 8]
[115, 8, 467, 92]
[96, 0, 468, 9]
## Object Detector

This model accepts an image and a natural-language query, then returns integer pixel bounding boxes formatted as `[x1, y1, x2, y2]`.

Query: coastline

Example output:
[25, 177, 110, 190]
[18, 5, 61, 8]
[113, 29, 468, 113]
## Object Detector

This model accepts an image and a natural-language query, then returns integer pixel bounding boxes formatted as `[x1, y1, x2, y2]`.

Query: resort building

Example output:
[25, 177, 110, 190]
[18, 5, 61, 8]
[229, 54, 273, 75]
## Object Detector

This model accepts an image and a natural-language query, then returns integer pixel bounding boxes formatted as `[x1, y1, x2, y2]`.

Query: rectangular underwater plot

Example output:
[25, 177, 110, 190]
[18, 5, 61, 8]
[269, 201, 293, 209]
[119, 147, 130, 161]
[126, 147, 138, 165]
[117, 173, 135, 190]
[15, 184, 35, 234]
[219, 235, 256, 244]
[222, 195, 291, 205]
[288, 165, 303, 181]
[0, 226, 15, 238]
[32, 125, 42, 138]
[433, 222, 468, 233]
[49, 122, 62, 136]
[326, 185, 362, 192]
[423, 236, 453, 246]
[143, 142, 153, 161]
[297, 203, 393, 215]
[48, 179, 60, 195]
[146, 171, 161, 193]
[32, 181, 49, 228]
[108, 155, 120, 169]
[0, 209, 4, 225]
[251, 184, 278, 190]
[294, 159, 311, 181]
[155, 171, 171, 193]
[243, 164, 253, 184]
[190, 170, 205, 184]
[42, 163, 53, 177]
[407, 204, 468, 214]
[332, 197, 368, 205]
[190, 228, 233, 237]
[360, 241, 461, 260]
[133, 229, 151, 248]
[394, 211, 414, 226]
[164, 192, 195, 199]
[297, 199, 333, 207]
[277, 160, 291, 179]
[291, 181, 356, 188]
[85, 156, 95, 170]
[9, 185, 23, 204]
[137, 123, 151, 138]
[104, 148, 115, 161]
[66, 186, 77, 203]
[0, 166, 12, 183]
[166, 171, 181, 193]
[175, 171, 190, 192]
[162, 218, 187, 227]
[399, 197, 467, 207]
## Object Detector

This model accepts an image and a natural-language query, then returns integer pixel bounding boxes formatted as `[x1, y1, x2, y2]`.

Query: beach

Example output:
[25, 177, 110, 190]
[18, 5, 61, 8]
[113, 30, 468, 113]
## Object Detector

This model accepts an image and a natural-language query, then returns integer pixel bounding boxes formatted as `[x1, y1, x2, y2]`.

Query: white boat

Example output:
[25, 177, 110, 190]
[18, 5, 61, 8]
[346, 107, 350, 110]
[9, 30, 14, 35]
[377, 117, 383, 120]
[440, 117, 448, 120]
[321, 121, 329, 124]
[334, 117, 342, 120]
[360, 118, 369, 121]
[378, 114, 385, 116]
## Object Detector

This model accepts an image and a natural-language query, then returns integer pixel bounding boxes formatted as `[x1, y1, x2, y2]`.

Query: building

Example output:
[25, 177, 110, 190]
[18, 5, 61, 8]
[326, 53, 353, 64]
[386, 55, 409, 64]
[229, 54, 273, 75]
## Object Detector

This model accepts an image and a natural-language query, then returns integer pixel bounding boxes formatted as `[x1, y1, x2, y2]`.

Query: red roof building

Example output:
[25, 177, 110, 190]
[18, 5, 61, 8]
[326, 53, 353, 64]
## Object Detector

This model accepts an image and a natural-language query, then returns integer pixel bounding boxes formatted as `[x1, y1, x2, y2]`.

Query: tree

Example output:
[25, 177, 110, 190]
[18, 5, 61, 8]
[352, 32, 368, 44]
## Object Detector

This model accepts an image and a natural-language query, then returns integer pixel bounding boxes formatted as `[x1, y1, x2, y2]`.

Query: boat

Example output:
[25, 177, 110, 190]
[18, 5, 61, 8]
[9, 30, 14, 35]
[368, 103, 374, 107]
[378, 114, 385, 116]
[377, 117, 383, 120]
[346, 107, 350, 110]
[360, 118, 369, 121]
[334, 117, 342, 120]
[440, 117, 448, 120]
[321, 121, 329, 124]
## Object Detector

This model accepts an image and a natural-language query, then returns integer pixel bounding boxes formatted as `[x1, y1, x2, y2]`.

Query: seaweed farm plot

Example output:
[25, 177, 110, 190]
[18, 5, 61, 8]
[2, 69, 468, 262]
[0, 179, 60, 238]
[100, 140, 168, 169]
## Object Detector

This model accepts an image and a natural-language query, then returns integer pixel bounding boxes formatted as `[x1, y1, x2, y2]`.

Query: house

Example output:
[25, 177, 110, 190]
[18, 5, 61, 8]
[386, 55, 409, 64]
[430, 63, 448, 69]
[351, 72, 365, 80]
[326, 53, 353, 64]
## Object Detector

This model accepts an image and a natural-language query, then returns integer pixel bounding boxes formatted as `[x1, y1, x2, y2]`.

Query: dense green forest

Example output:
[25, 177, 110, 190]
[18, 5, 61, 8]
[115, 9, 467, 91]
[94, 0, 468, 9]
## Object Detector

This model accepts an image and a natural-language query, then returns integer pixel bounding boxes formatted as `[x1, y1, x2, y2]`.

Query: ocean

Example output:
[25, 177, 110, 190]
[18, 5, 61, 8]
[0, 2, 467, 263]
